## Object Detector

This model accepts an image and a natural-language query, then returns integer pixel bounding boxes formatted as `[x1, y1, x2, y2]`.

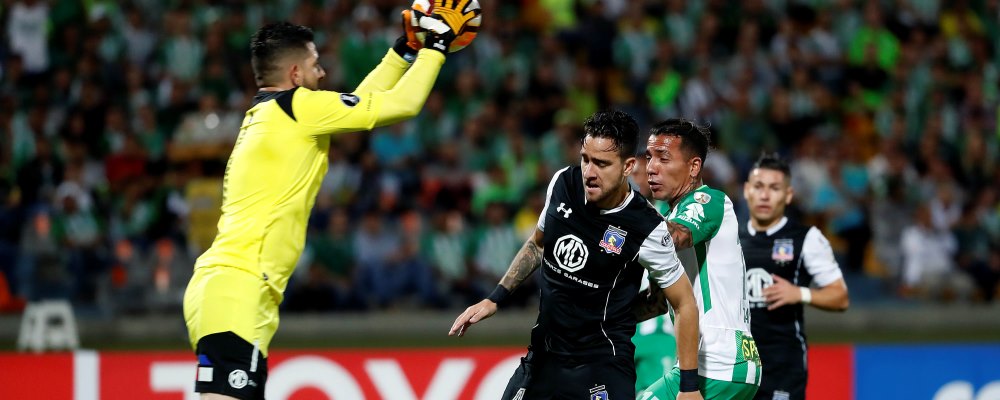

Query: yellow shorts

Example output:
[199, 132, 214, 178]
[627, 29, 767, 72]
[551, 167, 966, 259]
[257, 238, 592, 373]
[183, 266, 279, 357]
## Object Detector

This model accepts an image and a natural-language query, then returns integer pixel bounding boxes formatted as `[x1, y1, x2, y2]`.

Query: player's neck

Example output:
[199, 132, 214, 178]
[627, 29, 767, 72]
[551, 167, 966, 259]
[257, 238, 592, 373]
[668, 178, 703, 207]
[596, 185, 631, 210]
[750, 216, 784, 233]
[258, 83, 296, 92]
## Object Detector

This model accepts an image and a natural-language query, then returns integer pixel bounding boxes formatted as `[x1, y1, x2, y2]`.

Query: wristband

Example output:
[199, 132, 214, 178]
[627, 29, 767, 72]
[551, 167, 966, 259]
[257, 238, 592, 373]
[392, 36, 418, 63]
[679, 368, 699, 392]
[487, 285, 510, 306]
[800, 287, 812, 304]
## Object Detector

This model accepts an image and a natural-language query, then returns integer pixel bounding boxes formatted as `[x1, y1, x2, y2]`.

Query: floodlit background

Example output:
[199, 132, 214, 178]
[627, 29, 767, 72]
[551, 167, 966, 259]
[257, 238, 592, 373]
[0, 0, 997, 399]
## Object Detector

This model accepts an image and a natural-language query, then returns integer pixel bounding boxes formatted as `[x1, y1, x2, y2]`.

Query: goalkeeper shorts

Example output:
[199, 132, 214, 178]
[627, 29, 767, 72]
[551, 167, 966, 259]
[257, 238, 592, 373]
[183, 265, 279, 356]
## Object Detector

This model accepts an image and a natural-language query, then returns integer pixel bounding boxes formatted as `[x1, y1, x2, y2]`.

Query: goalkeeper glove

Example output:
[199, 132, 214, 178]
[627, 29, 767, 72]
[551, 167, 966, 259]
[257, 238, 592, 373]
[418, 14, 457, 54]
[428, 0, 482, 37]
[405, 0, 481, 54]
[399, 2, 455, 55]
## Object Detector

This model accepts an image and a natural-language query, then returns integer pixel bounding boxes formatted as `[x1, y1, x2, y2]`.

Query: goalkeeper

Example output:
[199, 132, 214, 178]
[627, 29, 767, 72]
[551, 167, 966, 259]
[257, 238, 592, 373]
[182, 3, 480, 399]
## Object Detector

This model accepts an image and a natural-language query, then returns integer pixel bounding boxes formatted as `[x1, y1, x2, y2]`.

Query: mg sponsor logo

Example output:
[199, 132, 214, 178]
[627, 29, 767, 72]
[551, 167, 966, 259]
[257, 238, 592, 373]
[745, 267, 773, 304]
[553, 234, 588, 272]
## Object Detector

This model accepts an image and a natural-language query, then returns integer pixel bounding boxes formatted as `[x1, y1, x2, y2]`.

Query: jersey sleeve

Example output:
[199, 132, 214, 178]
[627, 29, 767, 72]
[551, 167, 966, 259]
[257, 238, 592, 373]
[667, 189, 723, 244]
[353, 48, 410, 96]
[536, 166, 569, 232]
[638, 221, 685, 289]
[802, 226, 845, 287]
[293, 49, 445, 135]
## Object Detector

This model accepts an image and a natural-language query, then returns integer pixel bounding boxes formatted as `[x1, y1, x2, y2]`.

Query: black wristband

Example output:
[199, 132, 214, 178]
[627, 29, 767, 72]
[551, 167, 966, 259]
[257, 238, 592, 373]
[679, 368, 699, 392]
[487, 285, 510, 306]
[391, 36, 418, 63]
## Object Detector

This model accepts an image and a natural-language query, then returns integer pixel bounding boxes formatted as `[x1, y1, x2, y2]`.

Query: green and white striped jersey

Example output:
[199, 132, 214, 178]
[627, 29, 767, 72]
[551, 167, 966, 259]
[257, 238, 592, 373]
[666, 185, 761, 385]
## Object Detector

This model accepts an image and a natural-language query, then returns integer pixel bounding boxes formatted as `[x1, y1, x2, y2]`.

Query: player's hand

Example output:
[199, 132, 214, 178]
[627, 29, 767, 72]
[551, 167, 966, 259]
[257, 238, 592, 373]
[415, 13, 456, 54]
[678, 391, 704, 400]
[763, 274, 800, 310]
[448, 299, 497, 337]
[400, 9, 422, 51]
[429, 0, 482, 36]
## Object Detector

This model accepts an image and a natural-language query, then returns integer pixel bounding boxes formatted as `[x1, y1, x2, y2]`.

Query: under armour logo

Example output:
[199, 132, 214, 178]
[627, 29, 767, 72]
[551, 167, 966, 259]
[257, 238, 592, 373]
[556, 203, 572, 218]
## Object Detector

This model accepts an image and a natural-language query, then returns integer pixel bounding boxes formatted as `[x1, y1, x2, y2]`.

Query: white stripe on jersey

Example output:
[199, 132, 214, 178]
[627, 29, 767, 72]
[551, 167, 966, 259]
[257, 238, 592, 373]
[601, 265, 628, 356]
[536, 166, 570, 232]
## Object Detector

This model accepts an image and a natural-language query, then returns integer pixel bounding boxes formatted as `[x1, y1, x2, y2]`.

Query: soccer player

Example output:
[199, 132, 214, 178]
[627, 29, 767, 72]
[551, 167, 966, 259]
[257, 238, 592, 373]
[182, 11, 474, 399]
[741, 153, 849, 400]
[638, 118, 760, 400]
[449, 110, 702, 400]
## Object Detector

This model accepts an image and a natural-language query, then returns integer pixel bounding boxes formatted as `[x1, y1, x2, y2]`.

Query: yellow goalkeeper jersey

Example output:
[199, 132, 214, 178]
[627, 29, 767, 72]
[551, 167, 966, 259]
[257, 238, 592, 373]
[194, 48, 444, 303]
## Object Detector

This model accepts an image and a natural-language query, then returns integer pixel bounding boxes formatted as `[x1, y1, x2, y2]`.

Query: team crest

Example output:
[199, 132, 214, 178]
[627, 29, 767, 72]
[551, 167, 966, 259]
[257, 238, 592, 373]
[590, 385, 610, 400]
[694, 191, 712, 204]
[599, 226, 627, 255]
[772, 239, 794, 264]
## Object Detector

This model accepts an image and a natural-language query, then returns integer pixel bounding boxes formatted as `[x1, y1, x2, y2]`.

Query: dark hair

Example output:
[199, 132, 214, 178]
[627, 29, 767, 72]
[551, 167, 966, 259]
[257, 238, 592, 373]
[751, 152, 791, 178]
[250, 22, 315, 86]
[649, 118, 712, 162]
[582, 110, 640, 158]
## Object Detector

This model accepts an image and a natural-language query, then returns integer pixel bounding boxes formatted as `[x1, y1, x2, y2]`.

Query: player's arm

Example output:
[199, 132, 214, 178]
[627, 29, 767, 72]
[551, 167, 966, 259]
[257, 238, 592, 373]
[667, 221, 694, 249]
[350, 40, 415, 99]
[449, 168, 565, 337]
[298, 12, 467, 135]
[662, 275, 699, 373]
[296, 48, 445, 135]
[667, 191, 723, 249]
[448, 228, 544, 337]
[636, 221, 702, 398]
[764, 227, 850, 311]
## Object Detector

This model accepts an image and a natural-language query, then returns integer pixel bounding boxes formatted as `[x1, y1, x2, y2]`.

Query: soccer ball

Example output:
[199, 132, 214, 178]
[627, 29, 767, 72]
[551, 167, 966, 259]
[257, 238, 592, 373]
[411, 0, 482, 53]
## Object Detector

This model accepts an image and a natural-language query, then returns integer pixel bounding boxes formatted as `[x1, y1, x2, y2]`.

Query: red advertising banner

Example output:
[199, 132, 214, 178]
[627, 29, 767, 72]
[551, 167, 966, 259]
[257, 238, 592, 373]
[806, 345, 854, 400]
[0, 346, 853, 399]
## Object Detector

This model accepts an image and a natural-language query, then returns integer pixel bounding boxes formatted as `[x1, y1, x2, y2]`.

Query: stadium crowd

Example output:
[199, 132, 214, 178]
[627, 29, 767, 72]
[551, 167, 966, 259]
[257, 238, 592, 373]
[0, 0, 997, 315]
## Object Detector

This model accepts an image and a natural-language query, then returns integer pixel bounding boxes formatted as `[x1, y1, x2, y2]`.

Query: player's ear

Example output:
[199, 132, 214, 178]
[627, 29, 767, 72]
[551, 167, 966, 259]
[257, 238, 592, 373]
[689, 156, 702, 178]
[743, 181, 752, 202]
[623, 156, 636, 177]
[289, 63, 301, 87]
[785, 185, 795, 205]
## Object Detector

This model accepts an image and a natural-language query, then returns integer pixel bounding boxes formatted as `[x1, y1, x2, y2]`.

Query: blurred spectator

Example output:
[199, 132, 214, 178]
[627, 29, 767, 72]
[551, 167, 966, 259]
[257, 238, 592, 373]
[424, 209, 480, 306]
[471, 202, 532, 306]
[7, 0, 50, 74]
[900, 206, 974, 301]
[953, 202, 1000, 302]
[290, 209, 364, 312]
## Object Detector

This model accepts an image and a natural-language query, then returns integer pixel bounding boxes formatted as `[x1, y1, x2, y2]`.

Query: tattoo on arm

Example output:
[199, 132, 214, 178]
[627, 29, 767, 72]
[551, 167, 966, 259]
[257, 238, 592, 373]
[499, 239, 543, 291]
[668, 221, 693, 249]
[632, 288, 669, 322]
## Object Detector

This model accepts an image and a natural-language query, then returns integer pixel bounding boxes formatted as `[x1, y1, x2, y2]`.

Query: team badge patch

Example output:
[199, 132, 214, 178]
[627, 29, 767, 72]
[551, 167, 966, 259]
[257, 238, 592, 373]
[340, 93, 360, 107]
[694, 191, 712, 204]
[599, 226, 627, 255]
[772, 239, 794, 264]
[590, 385, 609, 400]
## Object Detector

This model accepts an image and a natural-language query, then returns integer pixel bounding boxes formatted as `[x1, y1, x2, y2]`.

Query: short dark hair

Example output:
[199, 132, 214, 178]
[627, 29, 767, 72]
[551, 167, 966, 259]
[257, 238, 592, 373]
[250, 22, 315, 87]
[582, 110, 640, 158]
[751, 152, 791, 179]
[649, 118, 712, 162]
